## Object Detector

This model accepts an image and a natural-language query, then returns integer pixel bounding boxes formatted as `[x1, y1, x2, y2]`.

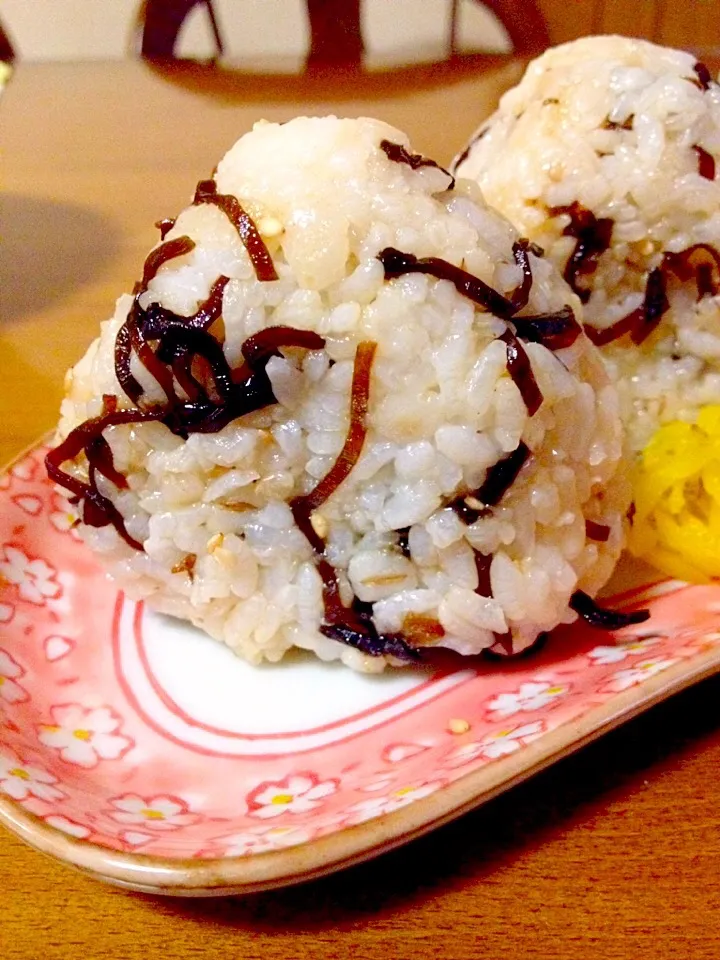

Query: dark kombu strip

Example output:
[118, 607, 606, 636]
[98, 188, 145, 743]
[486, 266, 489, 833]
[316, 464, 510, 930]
[291, 341, 420, 662]
[449, 442, 531, 525]
[377, 245, 551, 416]
[694, 144, 716, 181]
[570, 591, 650, 630]
[551, 202, 614, 304]
[192, 179, 278, 282]
[380, 139, 455, 189]
[691, 61, 713, 91]
[47, 181, 292, 548]
[378, 246, 516, 318]
[512, 305, 581, 350]
[585, 243, 720, 347]
[585, 519, 611, 542]
[500, 329, 543, 416]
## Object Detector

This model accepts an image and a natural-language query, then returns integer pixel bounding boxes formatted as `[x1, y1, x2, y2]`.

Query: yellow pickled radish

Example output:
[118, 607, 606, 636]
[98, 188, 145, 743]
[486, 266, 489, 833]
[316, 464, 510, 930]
[628, 404, 720, 582]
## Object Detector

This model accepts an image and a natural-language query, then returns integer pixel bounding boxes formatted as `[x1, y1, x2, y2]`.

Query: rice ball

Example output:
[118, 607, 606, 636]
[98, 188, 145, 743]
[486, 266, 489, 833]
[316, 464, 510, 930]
[454, 36, 720, 451]
[50, 116, 631, 672]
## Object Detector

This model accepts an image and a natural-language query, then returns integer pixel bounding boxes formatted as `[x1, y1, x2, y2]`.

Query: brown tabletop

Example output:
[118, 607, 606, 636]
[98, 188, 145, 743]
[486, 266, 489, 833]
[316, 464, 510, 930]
[1, 58, 720, 960]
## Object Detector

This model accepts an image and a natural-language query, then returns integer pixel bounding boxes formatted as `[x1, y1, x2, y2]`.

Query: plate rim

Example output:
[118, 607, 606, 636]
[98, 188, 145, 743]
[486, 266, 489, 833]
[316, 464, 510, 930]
[1, 644, 719, 895]
[3, 438, 720, 896]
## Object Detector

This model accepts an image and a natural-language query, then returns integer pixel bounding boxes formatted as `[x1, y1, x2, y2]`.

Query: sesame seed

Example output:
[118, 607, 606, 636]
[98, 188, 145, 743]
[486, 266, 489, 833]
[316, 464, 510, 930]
[206, 532, 224, 554]
[448, 718, 470, 735]
[257, 216, 283, 238]
[310, 512, 329, 539]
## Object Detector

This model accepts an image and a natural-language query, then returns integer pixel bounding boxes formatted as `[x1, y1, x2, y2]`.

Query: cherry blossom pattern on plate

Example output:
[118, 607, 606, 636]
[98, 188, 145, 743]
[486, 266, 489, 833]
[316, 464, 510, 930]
[0, 602, 14, 625]
[347, 780, 446, 824]
[0, 751, 65, 802]
[11, 495, 43, 517]
[0, 648, 29, 704]
[485, 680, 570, 719]
[381, 742, 430, 764]
[37, 704, 133, 768]
[43, 815, 91, 840]
[107, 794, 199, 831]
[246, 772, 339, 820]
[49, 494, 81, 540]
[10, 457, 37, 480]
[118, 830, 154, 848]
[43, 635, 75, 663]
[0, 545, 61, 605]
[357, 773, 396, 793]
[201, 824, 313, 858]
[587, 637, 662, 665]
[602, 658, 680, 693]
[688, 630, 720, 652]
[443, 720, 545, 769]
[10, 459, 36, 481]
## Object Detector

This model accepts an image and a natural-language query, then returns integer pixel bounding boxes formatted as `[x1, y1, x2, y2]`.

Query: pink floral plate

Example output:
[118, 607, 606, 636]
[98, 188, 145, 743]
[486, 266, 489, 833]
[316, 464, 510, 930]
[2, 441, 720, 896]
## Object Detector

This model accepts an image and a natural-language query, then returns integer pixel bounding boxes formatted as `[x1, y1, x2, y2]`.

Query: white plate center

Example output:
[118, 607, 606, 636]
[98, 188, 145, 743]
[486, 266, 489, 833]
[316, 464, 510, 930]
[141, 609, 428, 735]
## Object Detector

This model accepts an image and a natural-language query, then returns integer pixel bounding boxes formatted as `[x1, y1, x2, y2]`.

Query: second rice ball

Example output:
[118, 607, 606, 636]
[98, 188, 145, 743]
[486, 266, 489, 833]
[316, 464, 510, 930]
[455, 36, 720, 451]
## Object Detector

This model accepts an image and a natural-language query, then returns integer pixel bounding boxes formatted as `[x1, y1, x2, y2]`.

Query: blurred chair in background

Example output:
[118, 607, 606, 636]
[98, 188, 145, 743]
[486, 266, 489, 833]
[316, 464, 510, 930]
[139, 0, 225, 59]
[451, 1, 548, 54]
[136, 0, 548, 66]
[305, 0, 363, 67]
[0, 17, 16, 63]
[0, 0, 715, 64]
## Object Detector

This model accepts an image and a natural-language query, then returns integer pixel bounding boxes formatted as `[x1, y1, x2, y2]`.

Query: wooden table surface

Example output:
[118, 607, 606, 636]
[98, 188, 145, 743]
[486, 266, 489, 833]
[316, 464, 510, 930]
[1, 57, 720, 960]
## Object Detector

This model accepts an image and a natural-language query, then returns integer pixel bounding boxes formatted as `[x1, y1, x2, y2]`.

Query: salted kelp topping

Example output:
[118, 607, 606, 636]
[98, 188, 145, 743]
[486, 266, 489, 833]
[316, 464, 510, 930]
[46, 401, 164, 549]
[475, 541, 529, 656]
[378, 244, 582, 417]
[47, 181, 322, 550]
[694, 144, 716, 181]
[472, 440, 531, 509]
[85, 432, 127, 490]
[551, 202, 614, 304]
[168, 325, 324, 436]
[512, 305, 581, 350]
[380, 139, 455, 189]
[141, 235, 196, 287]
[379, 241, 541, 319]
[379, 246, 516, 318]
[319, 562, 420, 662]
[691, 61, 714, 91]
[664, 243, 720, 296]
[155, 217, 176, 240]
[473, 550, 493, 597]
[291, 341, 376, 553]
[570, 590, 649, 630]
[586, 269, 666, 347]
[586, 242, 720, 347]
[117, 290, 326, 438]
[396, 526, 411, 558]
[453, 125, 489, 170]
[193, 179, 278, 282]
[626, 267, 669, 346]
[450, 442, 531, 525]
[585, 519, 611, 542]
[500, 329, 543, 416]
[290, 341, 421, 662]
[508, 238, 542, 313]
[115, 275, 230, 407]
